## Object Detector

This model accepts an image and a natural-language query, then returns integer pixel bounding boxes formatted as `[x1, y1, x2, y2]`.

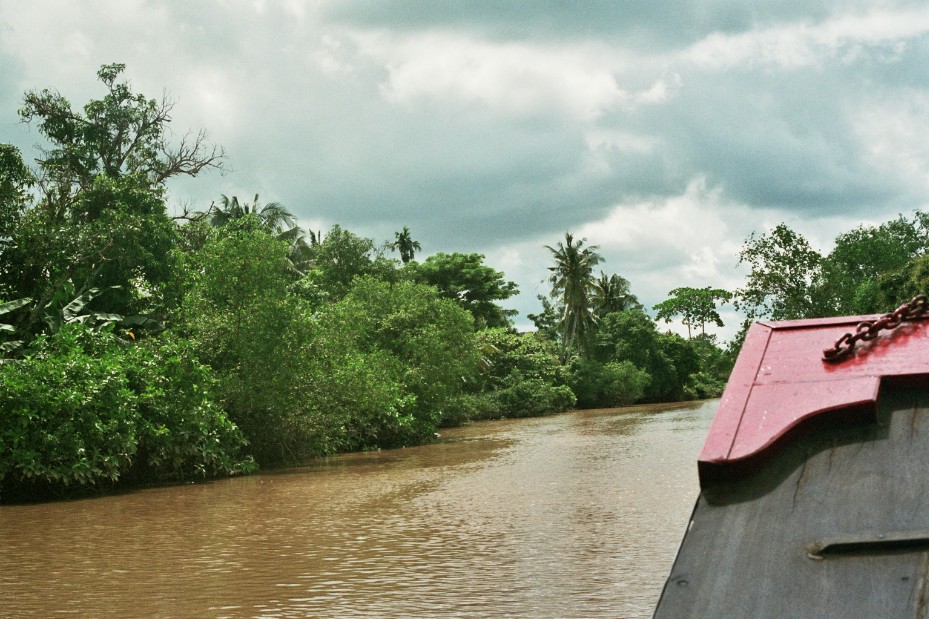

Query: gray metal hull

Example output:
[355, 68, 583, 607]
[655, 384, 929, 618]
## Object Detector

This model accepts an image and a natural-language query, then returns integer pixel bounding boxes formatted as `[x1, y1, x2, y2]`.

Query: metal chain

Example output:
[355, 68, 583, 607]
[822, 295, 929, 362]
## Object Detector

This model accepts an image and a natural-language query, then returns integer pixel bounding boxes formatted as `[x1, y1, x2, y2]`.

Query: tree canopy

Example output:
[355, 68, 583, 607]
[19, 63, 223, 197]
[302, 224, 395, 301]
[733, 223, 824, 321]
[0, 145, 33, 241]
[593, 272, 641, 318]
[731, 214, 929, 329]
[203, 194, 296, 233]
[654, 287, 732, 338]
[407, 252, 519, 328]
[817, 213, 929, 315]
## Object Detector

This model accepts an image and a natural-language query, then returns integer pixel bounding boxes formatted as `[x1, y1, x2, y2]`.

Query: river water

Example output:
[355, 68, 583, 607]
[0, 400, 716, 618]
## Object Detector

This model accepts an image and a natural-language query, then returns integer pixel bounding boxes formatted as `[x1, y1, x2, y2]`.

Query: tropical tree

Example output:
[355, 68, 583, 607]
[817, 212, 929, 314]
[3, 63, 222, 338]
[0, 144, 33, 242]
[653, 286, 732, 338]
[204, 194, 296, 233]
[320, 277, 479, 445]
[527, 294, 562, 341]
[545, 232, 603, 361]
[302, 225, 396, 301]
[568, 357, 649, 409]
[389, 225, 422, 264]
[19, 63, 223, 203]
[0, 145, 34, 304]
[733, 224, 824, 321]
[591, 309, 696, 402]
[874, 252, 929, 310]
[178, 218, 309, 463]
[0, 325, 253, 496]
[592, 272, 641, 318]
[406, 252, 519, 328]
[199, 194, 315, 274]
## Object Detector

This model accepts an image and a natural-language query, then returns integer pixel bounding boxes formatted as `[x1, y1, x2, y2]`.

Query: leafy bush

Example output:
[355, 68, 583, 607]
[319, 277, 479, 445]
[177, 219, 308, 463]
[683, 370, 727, 400]
[451, 328, 576, 421]
[568, 358, 649, 408]
[0, 325, 252, 497]
[590, 310, 703, 402]
[684, 334, 733, 399]
[129, 335, 255, 480]
[489, 378, 576, 418]
[476, 328, 568, 389]
[0, 326, 138, 490]
[440, 392, 499, 426]
[298, 340, 417, 453]
[445, 380, 577, 423]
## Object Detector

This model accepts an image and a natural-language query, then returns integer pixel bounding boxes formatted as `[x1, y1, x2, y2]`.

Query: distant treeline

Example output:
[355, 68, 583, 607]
[0, 64, 922, 500]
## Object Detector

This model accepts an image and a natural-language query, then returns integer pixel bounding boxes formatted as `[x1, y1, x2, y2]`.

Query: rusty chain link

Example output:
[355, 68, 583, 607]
[822, 295, 929, 362]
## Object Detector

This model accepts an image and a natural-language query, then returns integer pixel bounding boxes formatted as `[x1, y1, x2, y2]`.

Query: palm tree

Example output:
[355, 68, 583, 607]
[592, 272, 640, 318]
[206, 194, 297, 233]
[276, 225, 314, 275]
[203, 194, 313, 274]
[545, 232, 603, 362]
[389, 226, 422, 264]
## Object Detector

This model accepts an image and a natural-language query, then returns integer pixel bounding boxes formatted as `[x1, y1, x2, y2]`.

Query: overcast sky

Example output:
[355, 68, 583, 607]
[3, 1, 929, 340]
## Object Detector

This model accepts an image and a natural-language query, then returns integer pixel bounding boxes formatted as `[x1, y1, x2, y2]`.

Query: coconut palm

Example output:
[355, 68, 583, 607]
[389, 226, 422, 264]
[276, 225, 314, 275]
[592, 272, 641, 318]
[545, 232, 603, 362]
[206, 194, 297, 233]
[202, 194, 314, 274]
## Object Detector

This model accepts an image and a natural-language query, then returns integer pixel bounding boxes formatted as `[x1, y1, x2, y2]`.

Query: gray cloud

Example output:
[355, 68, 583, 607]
[323, 0, 846, 49]
[3, 0, 929, 338]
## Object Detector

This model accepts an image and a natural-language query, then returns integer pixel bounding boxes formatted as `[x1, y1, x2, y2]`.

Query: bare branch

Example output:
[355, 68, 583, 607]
[155, 129, 226, 184]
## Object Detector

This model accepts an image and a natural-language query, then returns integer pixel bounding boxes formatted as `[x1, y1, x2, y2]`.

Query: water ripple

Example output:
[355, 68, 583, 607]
[0, 401, 716, 618]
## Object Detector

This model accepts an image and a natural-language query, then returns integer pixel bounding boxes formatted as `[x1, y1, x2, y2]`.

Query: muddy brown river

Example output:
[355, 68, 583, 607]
[0, 400, 717, 618]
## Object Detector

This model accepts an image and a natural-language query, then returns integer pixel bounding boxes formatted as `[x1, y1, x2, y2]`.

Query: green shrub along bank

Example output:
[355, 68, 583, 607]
[0, 326, 254, 499]
[9, 64, 922, 500]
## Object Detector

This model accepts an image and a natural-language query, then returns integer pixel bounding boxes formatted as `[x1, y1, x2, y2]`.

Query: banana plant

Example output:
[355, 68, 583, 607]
[1, 282, 164, 360]
[41, 284, 119, 334]
[0, 297, 32, 355]
[47, 284, 163, 335]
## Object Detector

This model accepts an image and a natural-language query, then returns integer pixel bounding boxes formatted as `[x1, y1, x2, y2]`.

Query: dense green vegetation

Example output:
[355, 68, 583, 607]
[1, 64, 925, 498]
[734, 215, 929, 322]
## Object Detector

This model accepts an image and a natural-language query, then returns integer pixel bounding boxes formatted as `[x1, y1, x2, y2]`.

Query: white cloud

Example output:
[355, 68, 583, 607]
[584, 129, 660, 154]
[852, 92, 929, 191]
[578, 178, 722, 246]
[310, 34, 358, 76]
[177, 67, 246, 134]
[686, 6, 929, 70]
[351, 30, 675, 120]
[490, 177, 755, 338]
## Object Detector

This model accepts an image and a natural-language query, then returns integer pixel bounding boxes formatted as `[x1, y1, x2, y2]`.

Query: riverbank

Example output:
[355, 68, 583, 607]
[1, 398, 719, 505]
